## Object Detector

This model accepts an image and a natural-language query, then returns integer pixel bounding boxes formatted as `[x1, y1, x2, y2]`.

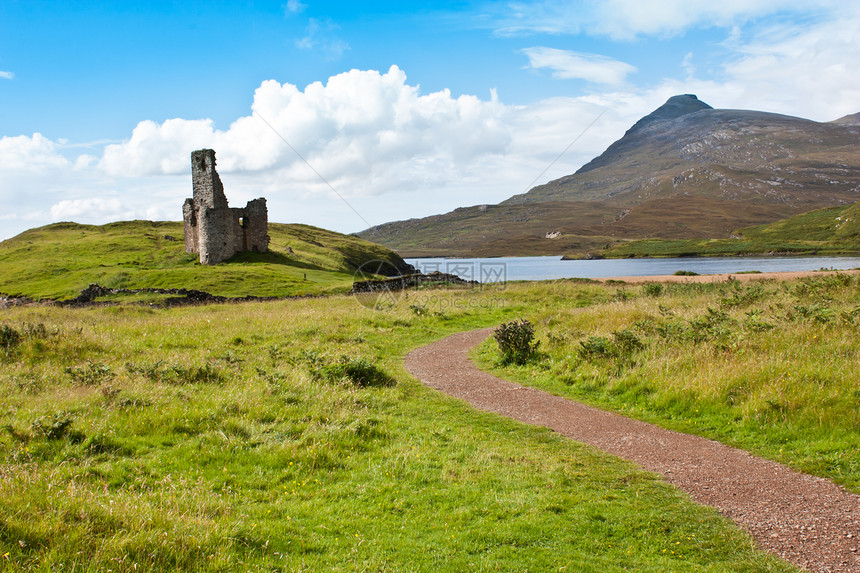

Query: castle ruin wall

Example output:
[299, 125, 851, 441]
[183, 149, 270, 265]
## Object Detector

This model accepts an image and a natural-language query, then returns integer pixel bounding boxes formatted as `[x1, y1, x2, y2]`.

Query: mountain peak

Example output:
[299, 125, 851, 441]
[359, 97, 860, 257]
[572, 94, 713, 175]
[626, 94, 713, 134]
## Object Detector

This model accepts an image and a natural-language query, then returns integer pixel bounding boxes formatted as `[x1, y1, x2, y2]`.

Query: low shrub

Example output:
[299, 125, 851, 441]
[126, 361, 223, 385]
[31, 415, 78, 441]
[613, 329, 645, 354]
[0, 325, 21, 349]
[720, 283, 766, 309]
[493, 319, 539, 365]
[303, 352, 395, 387]
[578, 329, 644, 365]
[409, 303, 429, 316]
[65, 361, 113, 386]
[332, 357, 394, 387]
[642, 283, 663, 297]
[578, 336, 613, 360]
[688, 307, 735, 346]
[21, 322, 52, 339]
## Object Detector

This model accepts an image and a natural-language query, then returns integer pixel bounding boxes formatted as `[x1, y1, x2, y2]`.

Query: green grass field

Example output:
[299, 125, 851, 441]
[478, 275, 860, 493]
[0, 281, 800, 572]
[0, 221, 409, 300]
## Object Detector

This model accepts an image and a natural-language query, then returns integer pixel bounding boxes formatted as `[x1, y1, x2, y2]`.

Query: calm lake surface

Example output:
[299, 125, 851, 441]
[405, 255, 860, 283]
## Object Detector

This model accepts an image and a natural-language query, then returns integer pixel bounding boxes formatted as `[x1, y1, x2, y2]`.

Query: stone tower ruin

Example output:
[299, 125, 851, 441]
[183, 149, 270, 265]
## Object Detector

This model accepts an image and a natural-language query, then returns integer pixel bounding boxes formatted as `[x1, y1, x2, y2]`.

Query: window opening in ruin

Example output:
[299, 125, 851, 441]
[239, 217, 247, 228]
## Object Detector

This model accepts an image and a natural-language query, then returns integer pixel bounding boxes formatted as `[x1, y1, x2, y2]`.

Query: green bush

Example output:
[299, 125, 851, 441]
[409, 303, 429, 316]
[31, 415, 76, 441]
[578, 336, 613, 360]
[642, 283, 663, 297]
[304, 353, 395, 387]
[0, 325, 21, 349]
[125, 361, 223, 385]
[720, 283, 766, 309]
[336, 357, 394, 387]
[65, 362, 113, 386]
[493, 319, 539, 365]
[613, 329, 645, 354]
[578, 330, 644, 364]
[21, 322, 51, 339]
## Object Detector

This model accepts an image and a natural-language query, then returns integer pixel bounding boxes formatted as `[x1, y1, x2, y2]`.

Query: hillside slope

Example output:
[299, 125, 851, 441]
[0, 221, 412, 300]
[360, 95, 860, 257]
[599, 202, 860, 258]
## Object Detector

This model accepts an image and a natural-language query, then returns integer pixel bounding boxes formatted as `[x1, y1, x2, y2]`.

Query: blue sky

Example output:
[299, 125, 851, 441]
[1, 1, 858, 240]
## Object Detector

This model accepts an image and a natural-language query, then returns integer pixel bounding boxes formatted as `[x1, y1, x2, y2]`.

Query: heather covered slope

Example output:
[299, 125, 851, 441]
[360, 95, 860, 257]
[0, 221, 412, 300]
[594, 201, 860, 258]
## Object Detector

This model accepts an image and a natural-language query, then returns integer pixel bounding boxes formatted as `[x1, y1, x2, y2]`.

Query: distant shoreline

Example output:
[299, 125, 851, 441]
[592, 269, 860, 284]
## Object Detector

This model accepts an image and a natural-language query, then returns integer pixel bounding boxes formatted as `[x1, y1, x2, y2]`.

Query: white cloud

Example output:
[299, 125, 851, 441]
[74, 154, 98, 170]
[284, 0, 306, 15]
[99, 119, 216, 176]
[521, 47, 636, 85]
[296, 18, 349, 59]
[0, 132, 191, 240]
[500, 1, 860, 122]
[96, 66, 513, 198]
[590, 0, 831, 39]
[50, 198, 127, 220]
[0, 133, 70, 170]
[0, 71, 13, 80]
[0, 66, 624, 239]
[491, 0, 840, 39]
[681, 52, 696, 78]
[715, 14, 860, 120]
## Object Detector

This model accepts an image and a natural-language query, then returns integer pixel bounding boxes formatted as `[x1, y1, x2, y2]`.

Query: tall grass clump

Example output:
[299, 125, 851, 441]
[300, 350, 395, 387]
[1, 324, 21, 349]
[642, 282, 664, 297]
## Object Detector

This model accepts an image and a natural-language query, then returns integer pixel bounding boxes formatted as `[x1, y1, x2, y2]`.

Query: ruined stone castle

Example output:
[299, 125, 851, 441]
[183, 149, 269, 265]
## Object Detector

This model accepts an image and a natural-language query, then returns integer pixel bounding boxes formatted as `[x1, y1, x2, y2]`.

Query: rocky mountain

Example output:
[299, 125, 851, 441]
[833, 112, 860, 126]
[359, 95, 860, 257]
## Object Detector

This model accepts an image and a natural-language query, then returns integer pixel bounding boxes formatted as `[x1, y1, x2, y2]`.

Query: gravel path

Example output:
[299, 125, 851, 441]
[405, 328, 860, 573]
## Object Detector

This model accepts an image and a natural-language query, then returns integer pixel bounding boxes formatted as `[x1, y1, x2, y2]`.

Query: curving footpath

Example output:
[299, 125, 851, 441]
[405, 328, 860, 573]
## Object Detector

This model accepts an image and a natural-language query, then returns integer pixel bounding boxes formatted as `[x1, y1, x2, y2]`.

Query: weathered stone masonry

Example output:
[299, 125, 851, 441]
[183, 149, 270, 265]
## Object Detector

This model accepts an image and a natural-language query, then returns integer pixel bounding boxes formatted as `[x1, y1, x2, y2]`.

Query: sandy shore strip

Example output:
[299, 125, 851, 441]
[592, 268, 860, 285]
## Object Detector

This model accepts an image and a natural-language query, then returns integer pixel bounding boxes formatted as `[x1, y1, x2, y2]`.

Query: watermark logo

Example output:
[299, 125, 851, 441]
[480, 262, 507, 285]
[352, 260, 407, 310]
[351, 259, 509, 311]
[412, 261, 507, 288]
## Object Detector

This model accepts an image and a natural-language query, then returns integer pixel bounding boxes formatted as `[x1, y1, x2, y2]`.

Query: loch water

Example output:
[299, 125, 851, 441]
[405, 255, 860, 283]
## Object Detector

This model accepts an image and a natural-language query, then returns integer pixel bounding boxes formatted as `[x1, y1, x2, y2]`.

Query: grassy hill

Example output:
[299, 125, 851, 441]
[0, 221, 411, 301]
[595, 202, 860, 258]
